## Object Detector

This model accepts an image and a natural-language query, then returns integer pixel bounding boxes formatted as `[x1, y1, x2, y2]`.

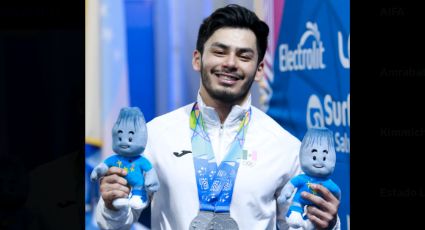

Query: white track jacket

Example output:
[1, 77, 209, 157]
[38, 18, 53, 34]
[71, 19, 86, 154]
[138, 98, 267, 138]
[96, 95, 340, 230]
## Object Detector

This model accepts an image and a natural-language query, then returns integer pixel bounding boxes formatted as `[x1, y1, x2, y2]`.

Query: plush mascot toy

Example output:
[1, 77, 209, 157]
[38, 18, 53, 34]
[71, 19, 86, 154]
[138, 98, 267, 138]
[91, 107, 160, 210]
[277, 127, 341, 229]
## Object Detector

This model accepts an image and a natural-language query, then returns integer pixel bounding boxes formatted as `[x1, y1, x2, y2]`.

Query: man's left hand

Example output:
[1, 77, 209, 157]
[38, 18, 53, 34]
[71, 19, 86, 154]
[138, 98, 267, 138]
[301, 183, 339, 229]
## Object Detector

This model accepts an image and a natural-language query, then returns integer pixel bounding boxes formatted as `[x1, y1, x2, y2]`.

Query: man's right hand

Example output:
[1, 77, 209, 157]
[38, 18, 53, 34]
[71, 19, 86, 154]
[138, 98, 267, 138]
[99, 167, 130, 210]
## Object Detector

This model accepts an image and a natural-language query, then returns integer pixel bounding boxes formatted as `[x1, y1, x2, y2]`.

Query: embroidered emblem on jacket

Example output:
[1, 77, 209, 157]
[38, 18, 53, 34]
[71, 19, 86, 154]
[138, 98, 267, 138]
[241, 150, 258, 167]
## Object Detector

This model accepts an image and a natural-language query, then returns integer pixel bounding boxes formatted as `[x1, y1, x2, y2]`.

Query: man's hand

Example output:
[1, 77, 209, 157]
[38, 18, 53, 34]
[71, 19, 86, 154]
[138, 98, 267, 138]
[100, 167, 130, 210]
[301, 183, 340, 229]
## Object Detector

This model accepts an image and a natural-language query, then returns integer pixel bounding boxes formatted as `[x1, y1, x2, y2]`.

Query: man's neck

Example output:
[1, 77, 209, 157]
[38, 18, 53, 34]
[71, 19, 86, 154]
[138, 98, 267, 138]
[199, 91, 247, 124]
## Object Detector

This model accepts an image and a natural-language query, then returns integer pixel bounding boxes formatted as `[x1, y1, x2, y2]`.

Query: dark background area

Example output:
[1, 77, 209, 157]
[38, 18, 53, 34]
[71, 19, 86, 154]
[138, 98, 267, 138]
[351, 1, 425, 229]
[0, 1, 85, 229]
[0, 1, 84, 171]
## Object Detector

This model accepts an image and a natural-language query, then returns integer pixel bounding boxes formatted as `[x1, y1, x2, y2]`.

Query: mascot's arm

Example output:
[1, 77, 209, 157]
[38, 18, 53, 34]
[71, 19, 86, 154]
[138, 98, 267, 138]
[144, 168, 160, 192]
[90, 162, 109, 181]
[138, 156, 160, 192]
[277, 181, 296, 204]
[91, 156, 117, 181]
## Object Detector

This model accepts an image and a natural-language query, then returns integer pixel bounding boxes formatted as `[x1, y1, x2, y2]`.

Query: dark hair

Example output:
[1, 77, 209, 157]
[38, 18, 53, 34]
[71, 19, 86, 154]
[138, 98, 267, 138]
[196, 4, 269, 63]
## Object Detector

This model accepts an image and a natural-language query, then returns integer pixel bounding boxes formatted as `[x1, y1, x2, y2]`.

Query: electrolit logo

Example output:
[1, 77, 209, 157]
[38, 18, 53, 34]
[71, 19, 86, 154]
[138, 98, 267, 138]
[279, 21, 326, 72]
[306, 94, 350, 153]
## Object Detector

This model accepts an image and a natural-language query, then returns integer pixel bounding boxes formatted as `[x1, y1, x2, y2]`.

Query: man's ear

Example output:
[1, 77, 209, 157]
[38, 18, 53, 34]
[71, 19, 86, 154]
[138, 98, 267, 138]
[192, 50, 201, 71]
[254, 61, 265, 81]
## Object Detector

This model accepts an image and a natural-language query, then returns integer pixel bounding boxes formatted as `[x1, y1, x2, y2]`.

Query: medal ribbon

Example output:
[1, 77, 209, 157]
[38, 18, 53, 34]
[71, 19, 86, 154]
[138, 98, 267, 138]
[190, 102, 250, 213]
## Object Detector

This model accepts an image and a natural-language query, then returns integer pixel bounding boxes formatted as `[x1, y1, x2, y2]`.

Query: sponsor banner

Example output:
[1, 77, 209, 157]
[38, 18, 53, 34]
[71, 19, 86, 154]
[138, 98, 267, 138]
[265, 1, 350, 229]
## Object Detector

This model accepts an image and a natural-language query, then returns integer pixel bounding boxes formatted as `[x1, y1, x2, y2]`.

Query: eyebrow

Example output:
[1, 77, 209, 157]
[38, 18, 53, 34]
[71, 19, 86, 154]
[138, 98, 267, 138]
[311, 149, 317, 153]
[129, 131, 134, 135]
[210, 42, 254, 54]
[118, 130, 123, 134]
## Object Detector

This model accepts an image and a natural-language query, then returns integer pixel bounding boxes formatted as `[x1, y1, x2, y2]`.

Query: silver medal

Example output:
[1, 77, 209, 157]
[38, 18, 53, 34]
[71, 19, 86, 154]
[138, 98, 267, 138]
[189, 211, 214, 230]
[207, 213, 238, 230]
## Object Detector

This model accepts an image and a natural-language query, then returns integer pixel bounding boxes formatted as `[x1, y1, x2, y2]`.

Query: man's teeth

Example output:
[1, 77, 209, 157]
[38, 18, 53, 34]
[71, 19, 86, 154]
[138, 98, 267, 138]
[220, 74, 238, 80]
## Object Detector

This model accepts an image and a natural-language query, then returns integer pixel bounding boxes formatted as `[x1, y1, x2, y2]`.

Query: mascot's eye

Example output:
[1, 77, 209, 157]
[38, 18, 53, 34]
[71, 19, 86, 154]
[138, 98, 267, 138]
[119, 137, 122, 141]
[313, 156, 316, 160]
[129, 137, 133, 142]
[323, 157, 326, 161]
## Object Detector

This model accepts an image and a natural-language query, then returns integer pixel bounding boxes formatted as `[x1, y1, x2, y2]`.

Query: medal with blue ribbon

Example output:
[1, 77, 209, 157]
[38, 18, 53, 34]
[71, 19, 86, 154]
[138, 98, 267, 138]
[189, 102, 250, 229]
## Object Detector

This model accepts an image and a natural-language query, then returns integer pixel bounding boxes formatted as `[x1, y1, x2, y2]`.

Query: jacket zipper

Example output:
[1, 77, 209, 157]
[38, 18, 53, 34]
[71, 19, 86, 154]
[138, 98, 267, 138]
[218, 124, 224, 164]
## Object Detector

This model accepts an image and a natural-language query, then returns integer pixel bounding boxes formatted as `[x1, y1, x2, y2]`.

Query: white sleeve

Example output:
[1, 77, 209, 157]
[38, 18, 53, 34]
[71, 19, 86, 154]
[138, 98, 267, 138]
[95, 197, 143, 230]
[330, 215, 341, 230]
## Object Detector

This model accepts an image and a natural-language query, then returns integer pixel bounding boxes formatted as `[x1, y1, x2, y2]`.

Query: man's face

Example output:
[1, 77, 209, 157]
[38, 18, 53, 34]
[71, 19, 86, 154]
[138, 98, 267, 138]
[193, 28, 264, 104]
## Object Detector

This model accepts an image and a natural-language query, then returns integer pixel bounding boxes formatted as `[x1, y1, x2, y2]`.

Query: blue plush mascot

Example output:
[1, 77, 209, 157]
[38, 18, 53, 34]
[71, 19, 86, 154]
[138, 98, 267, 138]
[90, 107, 160, 210]
[277, 127, 341, 229]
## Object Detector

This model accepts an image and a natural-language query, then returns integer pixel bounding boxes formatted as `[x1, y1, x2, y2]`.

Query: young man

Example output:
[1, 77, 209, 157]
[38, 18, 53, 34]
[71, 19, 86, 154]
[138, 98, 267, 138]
[96, 4, 340, 230]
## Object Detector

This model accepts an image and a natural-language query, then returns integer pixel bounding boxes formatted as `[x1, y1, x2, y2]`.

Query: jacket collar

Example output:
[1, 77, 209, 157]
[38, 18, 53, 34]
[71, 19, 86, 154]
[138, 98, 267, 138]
[196, 92, 251, 127]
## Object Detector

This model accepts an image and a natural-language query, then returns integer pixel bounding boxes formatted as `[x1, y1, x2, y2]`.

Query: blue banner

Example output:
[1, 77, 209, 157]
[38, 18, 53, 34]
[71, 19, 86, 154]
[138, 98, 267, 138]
[265, 1, 350, 229]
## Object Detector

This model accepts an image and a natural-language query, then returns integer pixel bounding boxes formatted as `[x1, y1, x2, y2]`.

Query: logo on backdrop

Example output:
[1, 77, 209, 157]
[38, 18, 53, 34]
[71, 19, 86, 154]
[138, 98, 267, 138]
[338, 31, 350, 69]
[306, 94, 350, 153]
[306, 95, 325, 128]
[278, 21, 326, 72]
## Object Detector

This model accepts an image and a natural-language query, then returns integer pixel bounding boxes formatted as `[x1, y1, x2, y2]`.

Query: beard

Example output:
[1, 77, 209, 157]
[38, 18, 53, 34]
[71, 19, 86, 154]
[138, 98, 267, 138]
[200, 64, 256, 104]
